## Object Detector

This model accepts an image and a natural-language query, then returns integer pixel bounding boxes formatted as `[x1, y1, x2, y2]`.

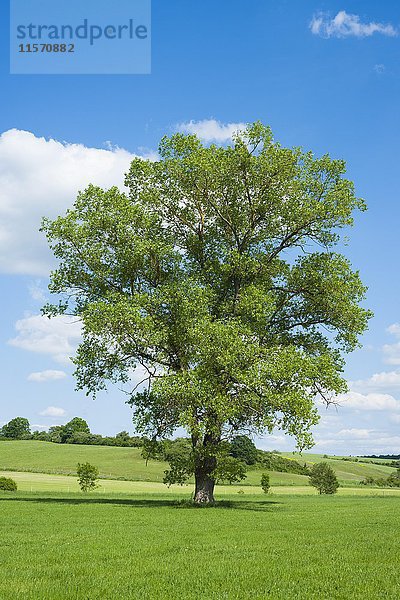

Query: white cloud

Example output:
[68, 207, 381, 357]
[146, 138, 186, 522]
[338, 391, 400, 411]
[8, 314, 82, 364]
[390, 414, 400, 424]
[176, 119, 247, 143]
[381, 323, 400, 365]
[350, 371, 400, 391]
[310, 11, 397, 38]
[28, 369, 67, 383]
[0, 129, 145, 276]
[387, 323, 400, 337]
[382, 343, 400, 365]
[28, 279, 47, 302]
[39, 406, 67, 417]
[374, 64, 385, 75]
[335, 428, 373, 440]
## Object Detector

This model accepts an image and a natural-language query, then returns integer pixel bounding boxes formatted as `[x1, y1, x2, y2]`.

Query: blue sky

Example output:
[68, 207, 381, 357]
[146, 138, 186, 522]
[1, 1, 400, 454]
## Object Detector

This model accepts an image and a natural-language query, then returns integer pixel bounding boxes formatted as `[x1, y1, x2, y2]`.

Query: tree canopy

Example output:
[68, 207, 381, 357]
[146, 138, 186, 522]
[1, 417, 31, 440]
[309, 462, 339, 495]
[41, 122, 371, 503]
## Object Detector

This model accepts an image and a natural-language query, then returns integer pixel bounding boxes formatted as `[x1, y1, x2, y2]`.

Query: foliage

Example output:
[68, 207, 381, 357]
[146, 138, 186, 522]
[360, 469, 400, 488]
[41, 122, 371, 502]
[1, 417, 31, 440]
[309, 462, 339, 495]
[257, 450, 310, 475]
[76, 462, 99, 492]
[162, 438, 194, 486]
[61, 418, 91, 443]
[213, 455, 247, 485]
[260, 472, 270, 493]
[0, 476, 17, 491]
[229, 435, 258, 465]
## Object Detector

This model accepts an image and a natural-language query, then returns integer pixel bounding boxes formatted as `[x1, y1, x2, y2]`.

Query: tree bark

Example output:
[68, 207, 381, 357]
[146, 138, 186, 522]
[191, 428, 219, 504]
[194, 469, 215, 504]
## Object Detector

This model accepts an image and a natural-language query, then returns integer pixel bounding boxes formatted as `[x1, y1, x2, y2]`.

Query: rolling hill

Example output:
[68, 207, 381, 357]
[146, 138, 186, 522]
[1, 441, 398, 487]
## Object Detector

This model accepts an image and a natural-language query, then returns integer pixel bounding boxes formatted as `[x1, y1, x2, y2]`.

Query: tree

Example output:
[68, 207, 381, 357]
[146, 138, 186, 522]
[42, 122, 371, 504]
[260, 473, 270, 494]
[309, 462, 339, 494]
[48, 425, 64, 443]
[229, 435, 258, 465]
[0, 477, 17, 491]
[61, 417, 90, 443]
[1, 417, 31, 439]
[213, 455, 247, 485]
[77, 462, 99, 492]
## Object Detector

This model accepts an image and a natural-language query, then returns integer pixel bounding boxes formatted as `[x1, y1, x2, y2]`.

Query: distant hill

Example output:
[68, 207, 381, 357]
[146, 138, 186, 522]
[0, 441, 398, 487]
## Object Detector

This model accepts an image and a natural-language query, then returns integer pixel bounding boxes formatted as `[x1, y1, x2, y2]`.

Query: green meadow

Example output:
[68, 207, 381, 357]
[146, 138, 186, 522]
[1, 441, 400, 599]
[1, 491, 399, 599]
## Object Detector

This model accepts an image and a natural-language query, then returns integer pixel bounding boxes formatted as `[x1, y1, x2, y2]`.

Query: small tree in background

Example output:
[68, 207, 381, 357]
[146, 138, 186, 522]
[0, 476, 17, 491]
[261, 473, 270, 494]
[77, 462, 99, 492]
[229, 435, 258, 465]
[213, 455, 247, 485]
[62, 418, 90, 443]
[309, 462, 339, 495]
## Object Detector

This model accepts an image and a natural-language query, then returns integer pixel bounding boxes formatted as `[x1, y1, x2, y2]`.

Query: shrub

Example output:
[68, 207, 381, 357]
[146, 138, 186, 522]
[261, 473, 270, 493]
[0, 476, 17, 491]
[77, 462, 99, 492]
[257, 450, 310, 475]
[309, 462, 339, 495]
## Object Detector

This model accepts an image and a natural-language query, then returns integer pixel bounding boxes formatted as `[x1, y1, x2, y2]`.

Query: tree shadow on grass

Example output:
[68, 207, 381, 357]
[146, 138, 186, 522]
[0, 495, 283, 512]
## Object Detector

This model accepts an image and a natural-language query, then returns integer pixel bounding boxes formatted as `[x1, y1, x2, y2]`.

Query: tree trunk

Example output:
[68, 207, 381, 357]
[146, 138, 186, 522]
[191, 428, 219, 505]
[194, 469, 215, 504]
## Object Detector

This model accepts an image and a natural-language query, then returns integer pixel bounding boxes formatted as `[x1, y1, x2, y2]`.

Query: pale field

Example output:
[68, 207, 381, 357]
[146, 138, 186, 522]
[2, 470, 400, 497]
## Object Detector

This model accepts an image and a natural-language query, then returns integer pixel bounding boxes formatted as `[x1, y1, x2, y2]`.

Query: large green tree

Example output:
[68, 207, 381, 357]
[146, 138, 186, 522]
[42, 123, 371, 503]
[1, 417, 31, 440]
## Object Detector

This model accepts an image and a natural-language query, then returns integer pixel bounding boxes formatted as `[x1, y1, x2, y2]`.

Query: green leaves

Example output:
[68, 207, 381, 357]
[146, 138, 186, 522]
[42, 122, 371, 467]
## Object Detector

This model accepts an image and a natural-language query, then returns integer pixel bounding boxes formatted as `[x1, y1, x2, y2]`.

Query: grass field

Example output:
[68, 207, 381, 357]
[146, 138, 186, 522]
[3, 470, 400, 496]
[1, 490, 399, 599]
[1, 441, 396, 488]
[1, 442, 399, 598]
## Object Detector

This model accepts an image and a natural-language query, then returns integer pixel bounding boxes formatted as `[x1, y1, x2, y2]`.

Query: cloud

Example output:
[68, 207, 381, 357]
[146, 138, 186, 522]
[338, 391, 400, 411]
[8, 314, 82, 364]
[350, 371, 400, 391]
[310, 11, 397, 38]
[28, 279, 47, 302]
[374, 64, 385, 75]
[335, 428, 373, 439]
[28, 369, 67, 383]
[387, 323, 400, 336]
[39, 406, 67, 417]
[382, 323, 400, 365]
[176, 119, 247, 143]
[0, 129, 146, 276]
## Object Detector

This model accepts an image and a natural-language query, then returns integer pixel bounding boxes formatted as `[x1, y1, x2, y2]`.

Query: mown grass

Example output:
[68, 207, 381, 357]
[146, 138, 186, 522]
[0, 491, 399, 599]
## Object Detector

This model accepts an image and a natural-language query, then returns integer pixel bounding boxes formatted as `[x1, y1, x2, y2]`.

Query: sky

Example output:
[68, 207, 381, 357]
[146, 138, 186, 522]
[1, 0, 400, 455]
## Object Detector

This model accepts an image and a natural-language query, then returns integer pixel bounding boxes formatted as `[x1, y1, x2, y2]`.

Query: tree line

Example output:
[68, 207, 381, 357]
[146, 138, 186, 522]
[0, 416, 143, 447]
